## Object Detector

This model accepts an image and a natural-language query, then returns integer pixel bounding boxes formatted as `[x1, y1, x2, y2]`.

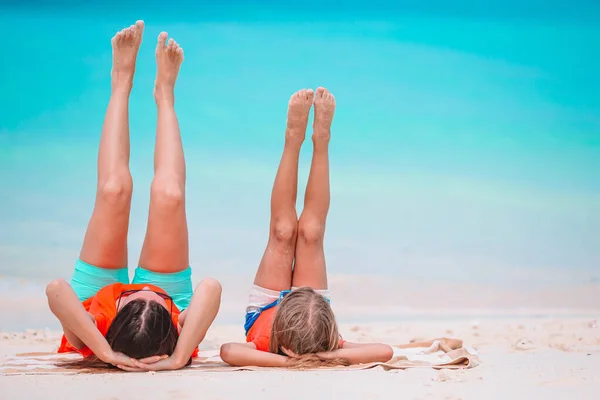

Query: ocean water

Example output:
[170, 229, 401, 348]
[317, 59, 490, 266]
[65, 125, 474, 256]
[1, 1, 599, 287]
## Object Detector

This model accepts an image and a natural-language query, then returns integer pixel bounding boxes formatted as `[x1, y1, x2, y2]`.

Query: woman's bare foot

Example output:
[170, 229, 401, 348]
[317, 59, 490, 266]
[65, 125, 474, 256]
[312, 87, 335, 144]
[110, 20, 144, 89]
[154, 32, 184, 106]
[286, 89, 314, 146]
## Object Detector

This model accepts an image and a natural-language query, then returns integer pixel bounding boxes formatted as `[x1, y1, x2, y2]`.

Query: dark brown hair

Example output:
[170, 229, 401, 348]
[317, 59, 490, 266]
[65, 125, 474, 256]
[105, 299, 178, 358]
[65, 299, 181, 369]
[269, 287, 349, 368]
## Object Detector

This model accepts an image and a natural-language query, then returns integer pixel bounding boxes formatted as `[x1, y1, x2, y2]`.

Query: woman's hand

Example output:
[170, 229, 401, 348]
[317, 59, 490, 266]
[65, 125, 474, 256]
[101, 350, 156, 371]
[121, 355, 183, 372]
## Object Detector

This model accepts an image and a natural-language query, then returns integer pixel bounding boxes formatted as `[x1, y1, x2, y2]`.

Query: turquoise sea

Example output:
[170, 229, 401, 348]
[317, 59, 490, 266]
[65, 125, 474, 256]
[1, 1, 599, 287]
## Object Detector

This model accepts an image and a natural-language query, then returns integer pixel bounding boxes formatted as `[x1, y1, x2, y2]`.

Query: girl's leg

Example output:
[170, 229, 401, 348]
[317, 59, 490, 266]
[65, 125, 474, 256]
[79, 21, 144, 269]
[138, 33, 188, 273]
[292, 87, 336, 290]
[253, 89, 314, 291]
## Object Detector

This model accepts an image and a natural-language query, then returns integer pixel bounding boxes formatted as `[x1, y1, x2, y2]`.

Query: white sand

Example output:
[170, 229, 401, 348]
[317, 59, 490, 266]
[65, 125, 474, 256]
[1, 275, 599, 399]
[1, 318, 599, 399]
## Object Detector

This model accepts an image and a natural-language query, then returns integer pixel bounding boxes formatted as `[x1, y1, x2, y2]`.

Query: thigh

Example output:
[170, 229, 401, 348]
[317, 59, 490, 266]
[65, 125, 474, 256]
[79, 180, 132, 269]
[253, 238, 296, 292]
[138, 181, 189, 273]
[252, 216, 298, 291]
[291, 225, 328, 290]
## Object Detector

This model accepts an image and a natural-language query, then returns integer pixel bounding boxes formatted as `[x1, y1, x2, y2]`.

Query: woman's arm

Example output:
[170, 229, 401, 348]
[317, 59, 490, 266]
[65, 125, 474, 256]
[171, 278, 222, 365]
[133, 278, 222, 371]
[220, 342, 289, 367]
[45, 279, 124, 364]
[46, 279, 180, 371]
[319, 342, 393, 364]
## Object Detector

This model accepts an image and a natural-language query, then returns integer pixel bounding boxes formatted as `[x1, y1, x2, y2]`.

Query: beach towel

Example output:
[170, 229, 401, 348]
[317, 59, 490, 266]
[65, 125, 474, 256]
[0, 338, 479, 375]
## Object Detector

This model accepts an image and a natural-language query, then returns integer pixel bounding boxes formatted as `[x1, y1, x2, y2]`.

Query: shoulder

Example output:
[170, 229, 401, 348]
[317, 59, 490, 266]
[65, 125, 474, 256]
[87, 283, 123, 321]
[252, 336, 270, 352]
[94, 282, 124, 299]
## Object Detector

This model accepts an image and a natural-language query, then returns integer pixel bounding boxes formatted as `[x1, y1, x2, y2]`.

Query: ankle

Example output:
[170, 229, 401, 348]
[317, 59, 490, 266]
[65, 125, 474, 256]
[111, 68, 134, 85]
[154, 83, 175, 106]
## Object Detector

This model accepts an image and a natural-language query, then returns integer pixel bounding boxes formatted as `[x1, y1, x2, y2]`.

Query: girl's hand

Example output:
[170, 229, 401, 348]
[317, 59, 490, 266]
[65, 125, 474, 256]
[280, 347, 299, 358]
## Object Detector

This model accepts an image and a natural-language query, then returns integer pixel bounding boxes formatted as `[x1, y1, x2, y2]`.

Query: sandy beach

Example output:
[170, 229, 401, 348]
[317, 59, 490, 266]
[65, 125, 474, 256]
[1, 318, 599, 399]
[1, 275, 599, 399]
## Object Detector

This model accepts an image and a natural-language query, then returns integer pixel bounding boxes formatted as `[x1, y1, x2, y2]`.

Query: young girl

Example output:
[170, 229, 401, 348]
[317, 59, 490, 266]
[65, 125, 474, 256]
[219, 88, 393, 368]
[45, 21, 221, 372]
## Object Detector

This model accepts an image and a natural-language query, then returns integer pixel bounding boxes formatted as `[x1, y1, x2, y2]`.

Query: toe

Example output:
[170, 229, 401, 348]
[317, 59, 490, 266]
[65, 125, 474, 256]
[316, 87, 325, 98]
[135, 20, 145, 33]
[158, 32, 168, 47]
[307, 89, 315, 101]
[167, 38, 175, 50]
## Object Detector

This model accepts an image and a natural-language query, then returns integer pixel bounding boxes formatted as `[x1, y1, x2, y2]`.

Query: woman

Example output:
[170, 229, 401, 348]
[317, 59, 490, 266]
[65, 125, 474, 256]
[219, 87, 393, 368]
[45, 21, 221, 372]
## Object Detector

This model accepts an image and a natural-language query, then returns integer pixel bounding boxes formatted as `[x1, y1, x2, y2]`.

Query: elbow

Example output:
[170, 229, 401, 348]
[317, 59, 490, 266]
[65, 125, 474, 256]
[197, 277, 222, 298]
[219, 343, 235, 364]
[379, 345, 394, 362]
[45, 278, 70, 315]
[45, 278, 68, 299]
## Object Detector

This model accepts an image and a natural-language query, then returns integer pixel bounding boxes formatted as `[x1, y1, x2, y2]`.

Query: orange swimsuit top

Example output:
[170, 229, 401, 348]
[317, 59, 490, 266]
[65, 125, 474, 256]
[58, 283, 198, 358]
[246, 306, 345, 352]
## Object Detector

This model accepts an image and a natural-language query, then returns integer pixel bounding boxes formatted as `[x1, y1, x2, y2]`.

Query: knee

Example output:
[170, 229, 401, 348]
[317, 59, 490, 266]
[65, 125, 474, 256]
[150, 178, 184, 208]
[98, 175, 133, 205]
[298, 217, 325, 244]
[271, 218, 298, 244]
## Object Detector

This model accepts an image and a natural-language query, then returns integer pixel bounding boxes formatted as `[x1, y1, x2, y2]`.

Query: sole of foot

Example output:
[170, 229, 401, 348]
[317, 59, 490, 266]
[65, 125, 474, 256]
[286, 88, 315, 145]
[312, 87, 335, 143]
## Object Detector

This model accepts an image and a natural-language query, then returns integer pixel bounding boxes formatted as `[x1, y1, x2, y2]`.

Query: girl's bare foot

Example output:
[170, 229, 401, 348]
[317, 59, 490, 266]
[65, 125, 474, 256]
[312, 87, 335, 144]
[110, 20, 144, 90]
[286, 89, 314, 146]
[154, 32, 184, 106]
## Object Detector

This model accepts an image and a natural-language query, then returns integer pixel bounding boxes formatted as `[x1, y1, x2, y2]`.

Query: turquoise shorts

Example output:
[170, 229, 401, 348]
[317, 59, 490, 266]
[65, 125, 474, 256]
[70, 259, 193, 311]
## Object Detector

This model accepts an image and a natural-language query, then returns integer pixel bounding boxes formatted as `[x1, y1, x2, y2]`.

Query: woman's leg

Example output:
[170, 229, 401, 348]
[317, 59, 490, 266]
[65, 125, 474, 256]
[292, 87, 336, 290]
[253, 89, 314, 291]
[137, 33, 188, 274]
[79, 21, 144, 269]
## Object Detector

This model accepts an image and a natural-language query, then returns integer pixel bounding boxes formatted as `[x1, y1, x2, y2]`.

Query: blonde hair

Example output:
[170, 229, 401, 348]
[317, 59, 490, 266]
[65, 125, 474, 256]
[269, 287, 350, 369]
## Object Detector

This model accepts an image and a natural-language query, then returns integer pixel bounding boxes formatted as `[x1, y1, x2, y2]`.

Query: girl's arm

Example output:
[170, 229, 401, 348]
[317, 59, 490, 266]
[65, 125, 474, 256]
[45, 278, 142, 368]
[320, 341, 393, 364]
[219, 341, 392, 368]
[220, 342, 289, 367]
